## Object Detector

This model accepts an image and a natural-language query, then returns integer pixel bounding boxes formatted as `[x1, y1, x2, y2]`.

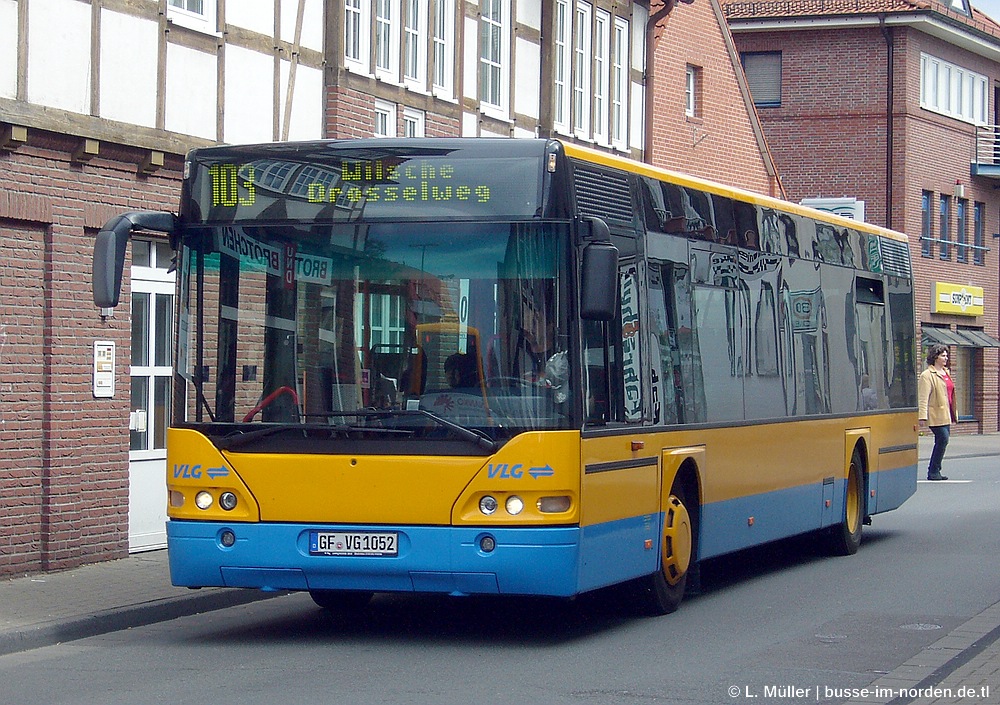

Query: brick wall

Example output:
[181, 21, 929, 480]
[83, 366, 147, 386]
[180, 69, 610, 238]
[649, 0, 776, 196]
[326, 85, 461, 138]
[0, 131, 182, 576]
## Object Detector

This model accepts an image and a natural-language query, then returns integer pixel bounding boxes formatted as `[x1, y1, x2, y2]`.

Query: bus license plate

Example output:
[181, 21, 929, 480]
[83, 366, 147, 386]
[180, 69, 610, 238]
[309, 531, 398, 557]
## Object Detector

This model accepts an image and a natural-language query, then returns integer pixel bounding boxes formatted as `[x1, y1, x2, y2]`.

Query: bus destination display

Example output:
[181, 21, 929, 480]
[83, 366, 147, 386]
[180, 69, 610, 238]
[191, 153, 541, 223]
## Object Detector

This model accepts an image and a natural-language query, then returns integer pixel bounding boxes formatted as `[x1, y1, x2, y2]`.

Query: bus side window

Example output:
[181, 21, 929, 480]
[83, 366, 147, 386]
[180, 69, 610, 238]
[583, 318, 624, 425]
[583, 323, 609, 424]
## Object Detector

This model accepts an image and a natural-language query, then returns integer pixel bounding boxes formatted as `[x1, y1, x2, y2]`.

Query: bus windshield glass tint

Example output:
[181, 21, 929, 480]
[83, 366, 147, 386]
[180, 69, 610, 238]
[176, 222, 572, 440]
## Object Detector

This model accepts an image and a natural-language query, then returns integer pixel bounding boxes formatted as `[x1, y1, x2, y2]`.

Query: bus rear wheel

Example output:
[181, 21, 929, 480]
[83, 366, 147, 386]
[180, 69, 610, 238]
[635, 485, 694, 615]
[825, 447, 864, 556]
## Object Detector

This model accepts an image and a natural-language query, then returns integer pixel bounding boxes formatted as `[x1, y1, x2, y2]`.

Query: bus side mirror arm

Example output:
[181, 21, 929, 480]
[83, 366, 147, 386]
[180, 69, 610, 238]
[93, 211, 177, 309]
[579, 217, 618, 321]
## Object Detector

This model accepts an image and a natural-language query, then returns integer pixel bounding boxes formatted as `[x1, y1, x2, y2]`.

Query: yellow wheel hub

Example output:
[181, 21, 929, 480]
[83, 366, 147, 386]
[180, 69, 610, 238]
[662, 494, 692, 586]
[846, 465, 861, 534]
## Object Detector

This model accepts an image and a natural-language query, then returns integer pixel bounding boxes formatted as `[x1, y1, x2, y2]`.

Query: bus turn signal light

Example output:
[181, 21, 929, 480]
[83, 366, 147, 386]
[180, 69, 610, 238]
[537, 496, 571, 513]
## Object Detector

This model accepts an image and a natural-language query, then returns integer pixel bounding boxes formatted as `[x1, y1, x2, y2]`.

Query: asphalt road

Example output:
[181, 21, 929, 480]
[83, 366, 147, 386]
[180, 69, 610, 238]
[1, 453, 997, 705]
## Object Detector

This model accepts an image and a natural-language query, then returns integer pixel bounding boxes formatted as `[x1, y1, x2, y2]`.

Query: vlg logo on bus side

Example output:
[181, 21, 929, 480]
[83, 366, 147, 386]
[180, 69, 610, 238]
[172, 464, 230, 479]
[487, 463, 555, 479]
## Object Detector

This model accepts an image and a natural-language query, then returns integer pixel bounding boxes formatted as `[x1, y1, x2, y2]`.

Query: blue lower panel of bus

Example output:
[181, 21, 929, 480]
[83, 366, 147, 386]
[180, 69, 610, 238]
[166, 520, 588, 597]
[698, 463, 917, 560]
[872, 463, 918, 514]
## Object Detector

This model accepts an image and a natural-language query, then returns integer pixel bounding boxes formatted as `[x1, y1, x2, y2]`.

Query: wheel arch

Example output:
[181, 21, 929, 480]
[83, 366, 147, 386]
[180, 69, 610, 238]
[661, 447, 704, 562]
[845, 429, 872, 520]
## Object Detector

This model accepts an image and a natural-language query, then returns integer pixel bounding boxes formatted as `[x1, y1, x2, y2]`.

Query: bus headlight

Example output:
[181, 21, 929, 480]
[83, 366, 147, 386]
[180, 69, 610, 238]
[479, 495, 498, 515]
[219, 492, 238, 511]
[505, 496, 524, 515]
[195, 491, 213, 510]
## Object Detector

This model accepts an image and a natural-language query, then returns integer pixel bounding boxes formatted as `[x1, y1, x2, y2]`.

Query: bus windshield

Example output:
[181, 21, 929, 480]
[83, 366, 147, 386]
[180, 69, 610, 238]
[177, 220, 573, 448]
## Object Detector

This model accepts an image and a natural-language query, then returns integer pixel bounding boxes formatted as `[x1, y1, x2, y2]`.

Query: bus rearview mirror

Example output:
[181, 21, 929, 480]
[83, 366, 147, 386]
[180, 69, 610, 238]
[93, 211, 177, 309]
[580, 241, 618, 321]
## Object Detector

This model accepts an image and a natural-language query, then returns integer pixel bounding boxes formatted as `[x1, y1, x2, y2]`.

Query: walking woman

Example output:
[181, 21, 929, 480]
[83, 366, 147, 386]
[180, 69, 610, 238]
[917, 344, 958, 481]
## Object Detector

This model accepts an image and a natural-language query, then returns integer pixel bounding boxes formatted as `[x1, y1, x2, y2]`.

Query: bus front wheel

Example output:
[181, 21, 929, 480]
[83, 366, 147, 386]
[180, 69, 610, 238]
[635, 485, 694, 615]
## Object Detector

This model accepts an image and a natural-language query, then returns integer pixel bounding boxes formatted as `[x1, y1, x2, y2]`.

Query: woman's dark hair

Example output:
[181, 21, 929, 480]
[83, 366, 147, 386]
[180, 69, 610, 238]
[925, 344, 949, 367]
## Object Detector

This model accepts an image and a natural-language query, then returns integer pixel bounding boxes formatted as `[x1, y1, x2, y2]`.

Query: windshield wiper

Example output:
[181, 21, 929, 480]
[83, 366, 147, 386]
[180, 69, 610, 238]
[216, 422, 411, 451]
[214, 411, 497, 453]
[409, 409, 498, 452]
[302, 410, 496, 451]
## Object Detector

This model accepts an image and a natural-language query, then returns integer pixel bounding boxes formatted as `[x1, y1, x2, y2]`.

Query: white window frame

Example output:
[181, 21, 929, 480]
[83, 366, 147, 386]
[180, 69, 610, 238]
[685, 65, 697, 118]
[166, 0, 217, 34]
[611, 17, 629, 150]
[403, 107, 425, 136]
[375, 0, 401, 82]
[553, 0, 571, 133]
[433, 0, 456, 96]
[374, 100, 397, 136]
[345, 0, 370, 71]
[593, 10, 610, 145]
[920, 53, 987, 124]
[573, 2, 592, 137]
[479, 0, 510, 117]
[404, 0, 427, 88]
[129, 240, 175, 461]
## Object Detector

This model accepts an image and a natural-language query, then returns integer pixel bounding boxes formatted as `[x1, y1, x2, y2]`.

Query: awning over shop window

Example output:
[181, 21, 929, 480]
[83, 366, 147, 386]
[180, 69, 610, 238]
[922, 326, 1000, 348]
[956, 328, 1000, 347]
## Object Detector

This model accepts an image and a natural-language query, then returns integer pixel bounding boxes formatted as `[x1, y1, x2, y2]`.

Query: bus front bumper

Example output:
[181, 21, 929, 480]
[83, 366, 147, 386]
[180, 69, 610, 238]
[166, 519, 582, 598]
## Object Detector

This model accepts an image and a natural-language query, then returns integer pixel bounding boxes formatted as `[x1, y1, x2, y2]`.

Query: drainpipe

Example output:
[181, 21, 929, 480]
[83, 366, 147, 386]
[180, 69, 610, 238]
[880, 15, 894, 230]
[644, 0, 677, 163]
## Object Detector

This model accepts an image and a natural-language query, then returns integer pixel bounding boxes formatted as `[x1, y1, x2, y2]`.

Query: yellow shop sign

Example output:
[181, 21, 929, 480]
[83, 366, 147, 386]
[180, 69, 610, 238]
[932, 282, 985, 316]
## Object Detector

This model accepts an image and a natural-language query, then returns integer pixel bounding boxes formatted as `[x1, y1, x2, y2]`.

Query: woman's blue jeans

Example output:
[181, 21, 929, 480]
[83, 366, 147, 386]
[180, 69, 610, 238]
[928, 425, 950, 476]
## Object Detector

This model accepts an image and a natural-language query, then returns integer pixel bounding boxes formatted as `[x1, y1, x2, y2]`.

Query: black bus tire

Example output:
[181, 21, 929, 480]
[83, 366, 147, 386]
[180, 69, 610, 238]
[635, 483, 694, 615]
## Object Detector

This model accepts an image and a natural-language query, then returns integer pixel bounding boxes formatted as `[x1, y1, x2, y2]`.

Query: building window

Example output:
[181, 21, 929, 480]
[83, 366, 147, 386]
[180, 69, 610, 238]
[479, 0, 508, 112]
[611, 18, 628, 149]
[167, 0, 216, 33]
[920, 53, 987, 124]
[403, 107, 425, 137]
[921, 190, 933, 258]
[573, 2, 592, 136]
[957, 198, 968, 263]
[130, 240, 175, 455]
[345, 0, 366, 65]
[742, 52, 781, 107]
[374, 100, 396, 137]
[593, 10, 610, 144]
[404, 0, 426, 86]
[974, 201, 986, 265]
[686, 65, 702, 118]
[950, 0, 971, 17]
[939, 194, 951, 260]
[553, 0, 571, 132]
[375, 0, 400, 80]
[951, 346, 974, 419]
[433, 0, 455, 94]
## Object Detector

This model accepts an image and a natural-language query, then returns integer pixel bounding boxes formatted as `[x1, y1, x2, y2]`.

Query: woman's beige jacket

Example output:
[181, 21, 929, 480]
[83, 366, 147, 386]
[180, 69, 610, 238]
[918, 366, 956, 427]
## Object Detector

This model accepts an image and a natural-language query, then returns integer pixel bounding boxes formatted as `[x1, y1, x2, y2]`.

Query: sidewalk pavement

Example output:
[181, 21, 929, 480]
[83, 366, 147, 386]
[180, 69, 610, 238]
[0, 433, 996, 702]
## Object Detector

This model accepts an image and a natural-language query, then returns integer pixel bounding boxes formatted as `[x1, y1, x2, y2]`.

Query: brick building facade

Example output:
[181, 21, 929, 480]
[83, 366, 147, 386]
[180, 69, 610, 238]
[1, 133, 184, 574]
[725, 0, 1000, 434]
[0, 0, 777, 578]
[647, 0, 781, 196]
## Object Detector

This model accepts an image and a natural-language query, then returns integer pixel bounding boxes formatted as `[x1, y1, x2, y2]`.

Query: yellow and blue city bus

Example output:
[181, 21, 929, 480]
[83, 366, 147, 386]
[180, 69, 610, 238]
[93, 138, 917, 614]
